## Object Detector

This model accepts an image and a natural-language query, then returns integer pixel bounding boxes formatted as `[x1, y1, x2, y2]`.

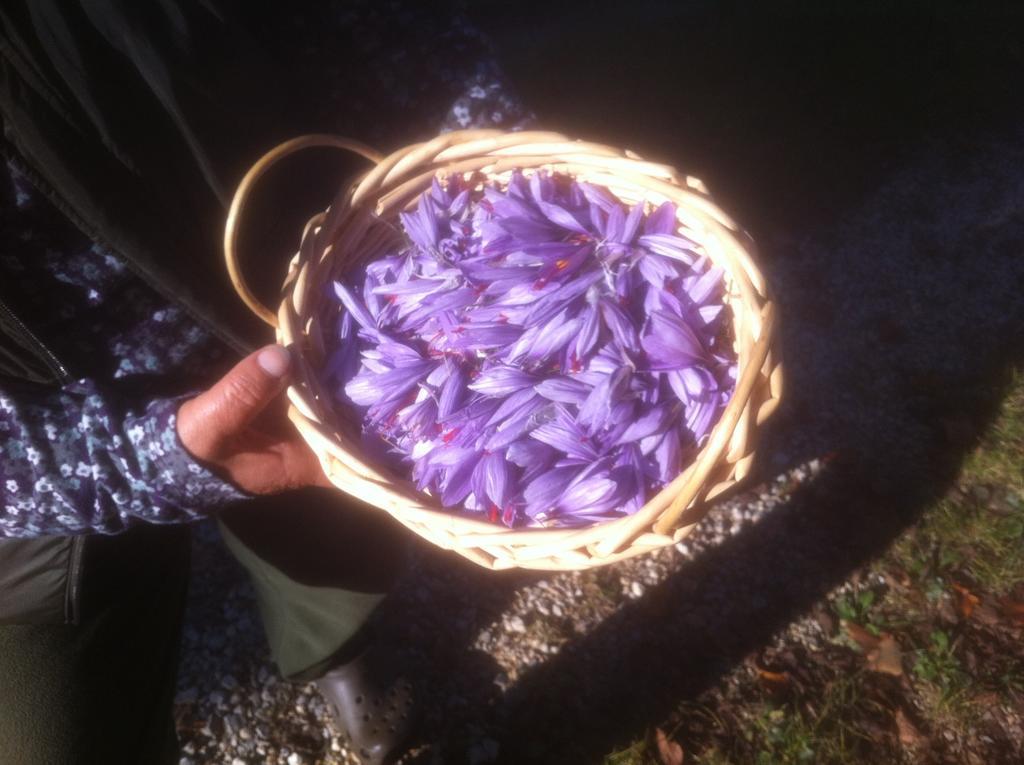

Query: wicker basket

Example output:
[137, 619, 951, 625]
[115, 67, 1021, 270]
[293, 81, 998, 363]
[224, 129, 782, 571]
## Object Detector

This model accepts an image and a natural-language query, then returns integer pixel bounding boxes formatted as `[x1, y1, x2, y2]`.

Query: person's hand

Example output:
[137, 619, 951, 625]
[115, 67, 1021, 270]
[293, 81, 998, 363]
[177, 345, 333, 495]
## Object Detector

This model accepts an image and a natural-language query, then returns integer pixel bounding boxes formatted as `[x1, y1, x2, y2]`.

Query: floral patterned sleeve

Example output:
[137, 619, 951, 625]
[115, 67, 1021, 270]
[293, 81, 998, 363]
[0, 378, 250, 538]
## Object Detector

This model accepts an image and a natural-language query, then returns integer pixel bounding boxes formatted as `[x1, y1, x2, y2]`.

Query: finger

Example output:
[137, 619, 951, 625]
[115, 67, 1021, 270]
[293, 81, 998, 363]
[285, 440, 335, 490]
[310, 460, 335, 490]
[180, 345, 291, 453]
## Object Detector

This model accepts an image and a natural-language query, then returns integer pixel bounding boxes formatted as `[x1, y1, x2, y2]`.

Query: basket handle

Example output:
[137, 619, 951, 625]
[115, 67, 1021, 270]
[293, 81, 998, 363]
[224, 134, 385, 328]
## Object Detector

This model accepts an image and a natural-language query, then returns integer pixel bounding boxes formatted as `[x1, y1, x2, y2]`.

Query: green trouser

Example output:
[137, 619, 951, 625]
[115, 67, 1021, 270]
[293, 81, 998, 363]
[0, 489, 406, 764]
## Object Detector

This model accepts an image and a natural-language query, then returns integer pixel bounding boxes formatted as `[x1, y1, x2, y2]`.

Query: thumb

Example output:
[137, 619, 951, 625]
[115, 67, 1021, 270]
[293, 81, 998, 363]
[179, 345, 291, 453]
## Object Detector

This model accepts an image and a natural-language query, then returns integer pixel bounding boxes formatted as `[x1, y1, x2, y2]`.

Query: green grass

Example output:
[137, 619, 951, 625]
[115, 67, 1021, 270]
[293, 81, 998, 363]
[833, 590, 885, 635]
[911, 630, 970, 708]
[605, 674, 892, 765]
[893, 374, 1024, 596]
[695, 673, 888, 765]
[603, 739, 649, 765]
[606, 371, 1024, 763]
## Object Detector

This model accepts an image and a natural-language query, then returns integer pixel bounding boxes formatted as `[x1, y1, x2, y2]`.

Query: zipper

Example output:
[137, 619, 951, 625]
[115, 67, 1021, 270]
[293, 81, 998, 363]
[0, 295, 72, 383]
[64, 534, 86, 625]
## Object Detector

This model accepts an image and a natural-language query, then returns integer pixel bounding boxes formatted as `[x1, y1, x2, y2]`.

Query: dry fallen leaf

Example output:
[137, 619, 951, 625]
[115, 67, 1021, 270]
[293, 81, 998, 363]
[756, 667, 792, 695]
[843, 621, 880, 652]
[952, 583, 980, 620]
[867, 634, 904, 676]
[844, 623, 903, 675]
[972, 601, 1000, 627]
[654, 728, 684, 765]
[973, 691, 1000, 707]
[895, 709, 923, 747]
[1002, 599, 1024, 626]
[757, 668, 790, 684]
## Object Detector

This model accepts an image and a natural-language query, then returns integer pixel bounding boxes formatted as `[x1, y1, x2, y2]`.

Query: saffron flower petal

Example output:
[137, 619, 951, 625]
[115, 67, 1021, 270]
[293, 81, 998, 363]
[615, 403, 677, 444]
[644, 201, 678, 235]
[333, 281, 378, 332]
[323, 170, 736, 528]
[534, 377, 590, 405]
[637, 234, 699, 265]
[642, 310, 707, 370]
[468, 366, 537, 396]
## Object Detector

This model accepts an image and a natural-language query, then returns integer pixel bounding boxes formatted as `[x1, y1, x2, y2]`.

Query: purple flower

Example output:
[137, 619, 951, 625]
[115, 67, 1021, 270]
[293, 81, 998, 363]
[641, 310, 707, 370]
[644, 201, 678, 235]
[576, 366, 631, 431]
[534, 377, 590, 405]
[637, 234, 699, 265]
[653, 427, 683, 483]
[523, 465, 579, 518]
[557, 474, 623, 514]
[530, 406, 601, 461]
[323, 170, 736, 528]
[685, 266, 726, 306]
[536, 200, 589, 234]
[468, 365, 537, 396]
[524, 313, 583, 363]
[507, 439, 556, 475]
[615, 403, 677, 444]
[399, 193, 440, 251]
[333, 282, 378, 334]
[599, 298, 639, 351]
[344, 360, 435, 407]
[483, 395, 548, 450]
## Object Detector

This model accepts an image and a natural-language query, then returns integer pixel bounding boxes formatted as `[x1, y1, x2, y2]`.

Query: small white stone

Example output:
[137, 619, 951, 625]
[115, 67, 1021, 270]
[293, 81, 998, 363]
[630, 581, 645, 598]
[506, 616, 526, 633]
[287, 754, 303, 765]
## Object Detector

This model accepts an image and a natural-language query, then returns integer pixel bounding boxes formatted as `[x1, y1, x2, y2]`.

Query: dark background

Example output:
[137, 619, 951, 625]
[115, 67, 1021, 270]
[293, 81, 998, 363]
[471, 0, 1021, 243]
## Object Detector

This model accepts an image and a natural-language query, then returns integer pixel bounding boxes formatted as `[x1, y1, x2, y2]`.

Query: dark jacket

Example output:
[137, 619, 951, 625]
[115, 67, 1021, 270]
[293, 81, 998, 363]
[0, 0, 279, 623]
[0, 0, 397, 623]
[0, 0, 314, 364]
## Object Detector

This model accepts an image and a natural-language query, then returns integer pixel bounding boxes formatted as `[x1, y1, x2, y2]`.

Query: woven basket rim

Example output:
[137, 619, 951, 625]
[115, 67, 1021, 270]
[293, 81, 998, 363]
[224, 129, 783, 570]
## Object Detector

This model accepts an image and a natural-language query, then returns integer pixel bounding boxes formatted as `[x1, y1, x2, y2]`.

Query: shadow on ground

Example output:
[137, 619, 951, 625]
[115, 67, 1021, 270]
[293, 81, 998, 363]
[369, 3, 1024, 762]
